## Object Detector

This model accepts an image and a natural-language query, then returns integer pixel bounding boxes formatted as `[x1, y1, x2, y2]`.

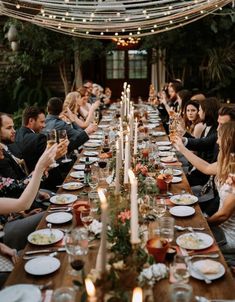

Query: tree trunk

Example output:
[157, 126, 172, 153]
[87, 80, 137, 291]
[59, 60, 69, 96]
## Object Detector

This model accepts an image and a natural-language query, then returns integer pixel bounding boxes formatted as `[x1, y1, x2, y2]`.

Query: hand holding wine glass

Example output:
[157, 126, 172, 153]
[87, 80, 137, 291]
[58, 129, 72, 163]
[46, 129, 59, 168]
[163, 168, 173, 195]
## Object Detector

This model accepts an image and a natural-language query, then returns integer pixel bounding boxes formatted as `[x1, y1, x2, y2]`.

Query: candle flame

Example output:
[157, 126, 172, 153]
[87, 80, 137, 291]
[85, 278, 96, 297]
[132, 287, 142, 302]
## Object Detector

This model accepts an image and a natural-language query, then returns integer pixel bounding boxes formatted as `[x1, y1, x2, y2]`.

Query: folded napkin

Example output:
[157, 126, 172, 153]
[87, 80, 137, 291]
[89, 219, 102, 235]
[138, 264, 168, 286]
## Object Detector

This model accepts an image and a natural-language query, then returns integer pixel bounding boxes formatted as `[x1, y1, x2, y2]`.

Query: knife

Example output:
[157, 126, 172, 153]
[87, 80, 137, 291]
[188, 261, 212, 284]
[25, 247, 66, 255]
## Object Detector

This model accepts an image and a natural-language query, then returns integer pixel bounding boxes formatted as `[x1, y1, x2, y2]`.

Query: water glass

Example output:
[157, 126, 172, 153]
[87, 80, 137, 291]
[53, 287, 76, 302]
[88, 191, 99, 213]
[169, 284, 193, 302]
[159, 217, 175, 243]
[153, 198, 166, 218]
[172, 255, 190, 283]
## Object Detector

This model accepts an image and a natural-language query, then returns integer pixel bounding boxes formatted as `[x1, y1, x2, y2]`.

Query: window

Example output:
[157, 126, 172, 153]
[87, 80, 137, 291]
[128, 50, 147, 79]
[106, 51, 125, 79]
[106, 50, 148, 80]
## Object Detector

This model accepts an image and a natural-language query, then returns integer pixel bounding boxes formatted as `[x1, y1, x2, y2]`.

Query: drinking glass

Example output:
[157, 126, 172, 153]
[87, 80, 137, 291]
[53, 287, 76, 302]
[80, 208, 94, 240]
[159, 217, 175, 243]
[98, 158, 108, 181]
[88, 191, 99, 213]
[172, 255, 190, 284]
[47, 129, 59, 168]
[169, 284, 193, 302]
[153, 198, 166, 219]
[64, 227, 88, 276]
[163, 168, 173, 195]
[58, 129, 72, 163]
[88, 173, 99, 191]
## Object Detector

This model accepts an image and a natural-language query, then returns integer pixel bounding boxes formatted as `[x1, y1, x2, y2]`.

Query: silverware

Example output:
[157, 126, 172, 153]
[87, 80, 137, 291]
[174, 225, 205, 231]
[48, 208, 72, 213]
[188, 253, 220, 260]
[23, 251, 58, 260]
[195, 296, 235, 302]
[25, 247, 66, 255]
[188, 261, 212, 284]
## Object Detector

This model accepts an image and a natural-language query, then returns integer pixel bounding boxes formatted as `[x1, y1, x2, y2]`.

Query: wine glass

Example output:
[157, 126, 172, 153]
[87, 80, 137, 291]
[64, 227, 88, 276]
[46, 129, 59, 168]
[80, 209, 94, 240]
[172, 255, 190, 284]
[153, 198, 166, 219]
[88, 172, 99, 191]
[98, 158, 108, 181]
[159, 217, 175, 243]
[163, 168, 173, 195]
[94, 110, 100, 124]
[58, 129, 72, 163]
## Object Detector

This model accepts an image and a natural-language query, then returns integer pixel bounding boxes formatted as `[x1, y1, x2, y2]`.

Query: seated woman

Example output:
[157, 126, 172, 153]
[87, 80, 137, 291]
[183, 100, 205, 138]
[173, 122, 235, 252]
[61, 91, 99, 129]
[0, 144, 57, 286]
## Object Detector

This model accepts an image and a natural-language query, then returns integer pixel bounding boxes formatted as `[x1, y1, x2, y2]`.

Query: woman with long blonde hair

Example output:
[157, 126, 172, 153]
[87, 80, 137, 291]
[61, 91, 99, 129]
[173, 121, 235, 251]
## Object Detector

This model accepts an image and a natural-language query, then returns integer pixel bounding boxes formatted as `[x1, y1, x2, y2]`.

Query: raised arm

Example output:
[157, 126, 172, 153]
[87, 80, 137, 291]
[0, 144, 57, 214]
[173, 136, 217, 175]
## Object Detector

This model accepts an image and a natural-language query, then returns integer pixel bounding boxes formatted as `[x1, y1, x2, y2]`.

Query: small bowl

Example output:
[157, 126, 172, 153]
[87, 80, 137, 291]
[166, 247, 177, 261]
[146, 238, 169, 263]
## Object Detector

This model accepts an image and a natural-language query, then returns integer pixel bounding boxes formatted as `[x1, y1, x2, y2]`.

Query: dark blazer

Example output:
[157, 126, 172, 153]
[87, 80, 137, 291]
[11, 126, 47, 173]
[0, 149, 27, 180]
[44, 114, 89, 152]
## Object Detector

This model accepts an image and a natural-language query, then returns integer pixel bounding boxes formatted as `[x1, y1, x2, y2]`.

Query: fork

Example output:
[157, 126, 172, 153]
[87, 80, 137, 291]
[23, 251, 58, 260]
[174, 225, 205, 231]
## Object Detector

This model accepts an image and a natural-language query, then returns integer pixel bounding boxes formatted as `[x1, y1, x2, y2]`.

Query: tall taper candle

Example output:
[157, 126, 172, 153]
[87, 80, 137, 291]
[97, 188, 108, 273]
[115, 140, 121, 194]
[134, 118, 138, 155]
[128, 169, 140, 244]
[124, 135, 129, 184]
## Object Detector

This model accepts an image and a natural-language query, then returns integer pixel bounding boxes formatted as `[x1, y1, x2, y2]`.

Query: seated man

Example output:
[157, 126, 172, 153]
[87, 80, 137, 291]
[44, 97, 97, 153]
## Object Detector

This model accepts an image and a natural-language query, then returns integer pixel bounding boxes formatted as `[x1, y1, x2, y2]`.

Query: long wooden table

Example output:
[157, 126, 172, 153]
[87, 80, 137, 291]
[5, 108, 235, 300]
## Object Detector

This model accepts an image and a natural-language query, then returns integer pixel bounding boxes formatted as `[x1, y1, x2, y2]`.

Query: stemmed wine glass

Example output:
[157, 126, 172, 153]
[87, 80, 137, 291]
[80, 208, 94, 240]
[152, 198, 166, 219]
[98, 158, 108, 181]
[163, 168, 173, 195]
[58, 129, 72, 163]
[64, 227, 88, 276]
[46, 129, 59, 168]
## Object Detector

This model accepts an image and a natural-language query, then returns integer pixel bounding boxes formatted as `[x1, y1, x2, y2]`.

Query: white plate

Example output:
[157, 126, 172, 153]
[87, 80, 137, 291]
[0, 284, 41, 302]
[102, 118, 112, 122]
[171, 176, 183, 183]
[70, 171, 85, 179]
[176, 232, 214, 250]
[156, 141, 172, 146]
[84, 142, 101, 148]
[190, 260, 225, 281]
[62, 182, 84, 190]
[160, 169, 182, 176]
[145, 124, 159, 129]
[152, 131, 166, 137]
[46, 212, 73, 224]
[79, 157, 99, 163]
[25, 256, 60, 276]
[170, 206, 195, 217]
[170, 194, 198, 205]
[50, 194, 77, 205]
[89, 135, 103, 140]
[98, 124, 109, 128]
[160, 157, 177, 163]
[158, 146, 172, 151]
[159, 151, 175, 157]
[28, 228, 64, 245]
[83, 151, 99, 157]
[73, 164, 85, 170]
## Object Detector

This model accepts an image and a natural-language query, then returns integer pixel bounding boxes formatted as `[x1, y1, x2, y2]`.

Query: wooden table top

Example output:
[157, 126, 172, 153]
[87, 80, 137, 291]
[5, 108, 235, 300]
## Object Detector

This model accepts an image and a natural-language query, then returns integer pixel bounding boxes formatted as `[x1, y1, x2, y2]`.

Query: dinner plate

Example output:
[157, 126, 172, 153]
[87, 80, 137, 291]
[160, 169, 182, 176]
[159, 151, 175, 157]
[25, 256, 60, 276]
[170, 206, 195, 217]
[156, 141, 172, 146]
[73, 164, 85, 170]
[170, 194, 198, 205]
[145, 124, 159, 129]
[171, 176, 183, 183]
[83, 151, 99, 157]
[98, 124, 109, 128]
[89, 135, 104, 140]
[84, 142, 101, 148]
[70, 171, 85, 179]
[28, 228, 64, 245]
[79, 157, 99, 163]
[176, 232, 214, 250]
[158, 146, 172, 151]
[190, 260, 225, 281]
[46, 212, 73, 224]
[50, 194, 77, 205]
[62, 182, 84, 190]
[160, 157, 177, 163]
[152, 131, 166, 137]
[0, 284, 41, 302]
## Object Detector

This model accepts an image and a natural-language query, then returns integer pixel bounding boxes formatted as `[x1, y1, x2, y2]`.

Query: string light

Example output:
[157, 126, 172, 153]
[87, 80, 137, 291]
[0, 0, 231, 39]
